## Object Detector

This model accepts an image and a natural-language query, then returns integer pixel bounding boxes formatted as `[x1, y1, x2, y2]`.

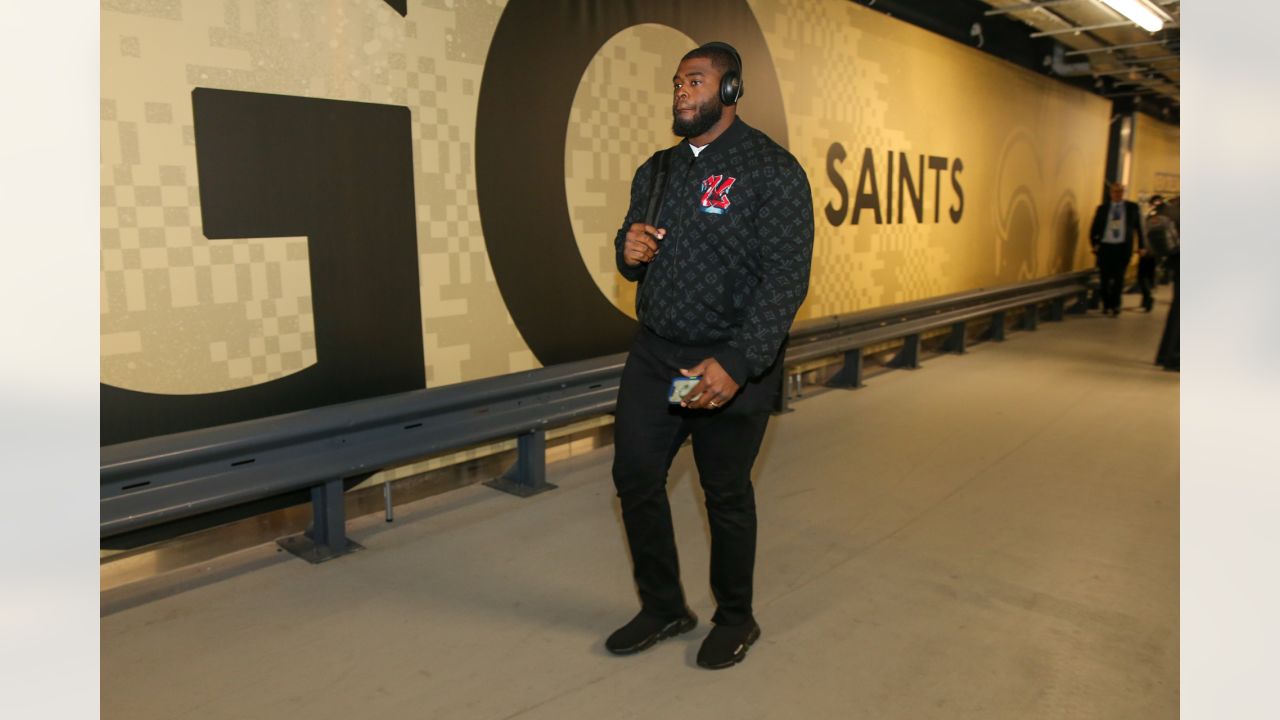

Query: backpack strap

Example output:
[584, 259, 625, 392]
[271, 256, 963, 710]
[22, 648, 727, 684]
[643, 146, 678, 226]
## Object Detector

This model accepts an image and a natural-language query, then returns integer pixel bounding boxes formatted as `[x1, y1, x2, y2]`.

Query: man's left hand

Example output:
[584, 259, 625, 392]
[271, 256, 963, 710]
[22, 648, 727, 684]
[679, 358, 740, 410]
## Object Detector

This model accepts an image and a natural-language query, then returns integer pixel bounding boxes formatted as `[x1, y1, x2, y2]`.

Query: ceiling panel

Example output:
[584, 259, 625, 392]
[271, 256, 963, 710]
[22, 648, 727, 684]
[980, 0, 1179, 105]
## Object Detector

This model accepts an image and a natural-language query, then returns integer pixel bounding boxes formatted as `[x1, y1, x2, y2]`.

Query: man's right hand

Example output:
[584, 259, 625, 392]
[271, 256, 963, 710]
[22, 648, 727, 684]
[622, 223, 665, 266]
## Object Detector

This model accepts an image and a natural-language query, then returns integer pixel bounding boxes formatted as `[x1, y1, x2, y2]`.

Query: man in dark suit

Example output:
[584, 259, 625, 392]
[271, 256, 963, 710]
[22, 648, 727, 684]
[1089, 182, 1147, 316]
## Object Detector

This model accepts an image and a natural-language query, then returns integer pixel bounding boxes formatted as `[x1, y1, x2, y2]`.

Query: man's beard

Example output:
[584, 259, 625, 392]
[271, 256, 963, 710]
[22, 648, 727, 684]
[672, 97, 723, 138]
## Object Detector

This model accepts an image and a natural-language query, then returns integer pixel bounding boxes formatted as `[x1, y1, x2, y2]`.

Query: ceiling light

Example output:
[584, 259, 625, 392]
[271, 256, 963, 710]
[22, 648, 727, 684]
[1095, 0, 1171, 33]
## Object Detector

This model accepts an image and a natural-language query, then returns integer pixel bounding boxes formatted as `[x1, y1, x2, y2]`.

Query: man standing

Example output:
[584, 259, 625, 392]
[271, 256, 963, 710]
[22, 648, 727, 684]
[1089, 182, 1147, 316]
[1149, 196, 1180, 369]
[1145, 195, 1178, 289]
[605, 42, 813, 669]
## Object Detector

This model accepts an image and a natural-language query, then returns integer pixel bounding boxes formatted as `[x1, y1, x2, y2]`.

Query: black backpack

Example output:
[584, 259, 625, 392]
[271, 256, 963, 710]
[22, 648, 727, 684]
[1146, 217, 1175, 257]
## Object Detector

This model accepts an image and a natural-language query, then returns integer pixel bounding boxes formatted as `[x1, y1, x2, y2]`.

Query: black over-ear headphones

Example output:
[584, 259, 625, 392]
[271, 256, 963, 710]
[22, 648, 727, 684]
[699, 41, 743, 105]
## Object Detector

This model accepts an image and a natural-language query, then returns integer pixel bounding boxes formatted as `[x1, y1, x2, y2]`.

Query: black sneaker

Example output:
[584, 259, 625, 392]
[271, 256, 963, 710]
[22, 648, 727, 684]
[696, 620, 761, 669]
[605, 610, 697, 655]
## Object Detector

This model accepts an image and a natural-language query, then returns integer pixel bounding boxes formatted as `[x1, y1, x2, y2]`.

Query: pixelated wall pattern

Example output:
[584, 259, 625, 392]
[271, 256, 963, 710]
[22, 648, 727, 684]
[102, 0, 522, 397]
[749, 0, 910, 316]
[1131, 113, 1180, 202]
[564, 24, 696, 319]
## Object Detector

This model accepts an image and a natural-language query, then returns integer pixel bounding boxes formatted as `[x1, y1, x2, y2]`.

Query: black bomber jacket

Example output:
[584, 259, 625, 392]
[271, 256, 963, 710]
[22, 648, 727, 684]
[614, 117, 814, 385]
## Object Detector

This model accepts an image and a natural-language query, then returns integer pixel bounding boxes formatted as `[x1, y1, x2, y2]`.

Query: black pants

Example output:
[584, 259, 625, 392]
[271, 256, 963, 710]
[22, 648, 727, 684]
[1137, 254, 1156, 310]
[1156, 252, 1179, 369]
[611, 328, 779, 627]
[1097, 245, 1133, 312]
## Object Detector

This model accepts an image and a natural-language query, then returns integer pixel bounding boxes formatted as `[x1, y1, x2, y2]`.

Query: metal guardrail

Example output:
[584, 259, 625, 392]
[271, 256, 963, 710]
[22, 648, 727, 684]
[788, 271, 1090, 340]
[779, 279, 1091, 409]
[100, 270, 1092, 562]
[101, 354, 625, 560]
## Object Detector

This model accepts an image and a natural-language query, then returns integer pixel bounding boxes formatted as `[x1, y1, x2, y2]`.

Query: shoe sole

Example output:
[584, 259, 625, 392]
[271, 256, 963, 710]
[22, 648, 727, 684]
[606, 616, 697, 655]
[697, 624, 762, 670]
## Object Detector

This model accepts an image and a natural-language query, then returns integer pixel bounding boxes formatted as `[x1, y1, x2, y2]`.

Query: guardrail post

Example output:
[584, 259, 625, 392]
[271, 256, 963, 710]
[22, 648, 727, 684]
[772, 367, 794, 415]
[1067, 289, 1089, 314]
[946, 321, 967, 354]
[277, 478, 364, 564]
[889, 334, 921, 369]
[485, 429, 557, 497]
[1050, 297, 1066, 322]
[826, 348, 864, 389]
[990, 311, 1007, 341]
[1022, 303, 1039, 331]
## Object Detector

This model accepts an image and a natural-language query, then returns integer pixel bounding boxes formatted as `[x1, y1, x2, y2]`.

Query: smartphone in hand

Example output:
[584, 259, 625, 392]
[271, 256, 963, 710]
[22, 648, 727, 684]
[668, 376, 701, 404]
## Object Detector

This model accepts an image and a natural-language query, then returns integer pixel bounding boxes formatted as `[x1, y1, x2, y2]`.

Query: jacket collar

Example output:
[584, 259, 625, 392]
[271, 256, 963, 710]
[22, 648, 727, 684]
[679, 115, 749, 162]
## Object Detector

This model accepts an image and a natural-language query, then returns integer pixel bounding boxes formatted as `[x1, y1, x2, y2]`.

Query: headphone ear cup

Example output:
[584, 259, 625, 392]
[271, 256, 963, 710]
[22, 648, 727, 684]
[698, 41, 743, 105]
[720, 70, 741, 105]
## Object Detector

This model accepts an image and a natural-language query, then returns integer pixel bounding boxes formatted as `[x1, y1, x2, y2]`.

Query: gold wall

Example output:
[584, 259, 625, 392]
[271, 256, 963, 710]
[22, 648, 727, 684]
[749, 0, 1109, 319]
[1130, 111, 1180, 202]
[102, 0, 1111, 404]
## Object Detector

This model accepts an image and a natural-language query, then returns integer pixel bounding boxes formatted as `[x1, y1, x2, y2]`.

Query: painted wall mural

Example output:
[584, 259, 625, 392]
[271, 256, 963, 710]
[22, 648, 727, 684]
[101, 0, 1109, 444]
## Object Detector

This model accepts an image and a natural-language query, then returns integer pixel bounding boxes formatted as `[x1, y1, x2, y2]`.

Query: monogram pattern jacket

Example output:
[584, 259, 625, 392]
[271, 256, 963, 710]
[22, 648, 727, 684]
[615, 118, 814, 385]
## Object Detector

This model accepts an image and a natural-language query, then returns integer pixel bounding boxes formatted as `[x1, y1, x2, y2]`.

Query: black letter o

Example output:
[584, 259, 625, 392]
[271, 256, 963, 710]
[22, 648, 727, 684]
[475, 0, 788, 365]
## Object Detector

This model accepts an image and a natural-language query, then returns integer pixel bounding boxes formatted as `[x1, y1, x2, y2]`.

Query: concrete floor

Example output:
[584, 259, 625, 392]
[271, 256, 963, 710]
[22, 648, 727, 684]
[102, 293, 1179, 720]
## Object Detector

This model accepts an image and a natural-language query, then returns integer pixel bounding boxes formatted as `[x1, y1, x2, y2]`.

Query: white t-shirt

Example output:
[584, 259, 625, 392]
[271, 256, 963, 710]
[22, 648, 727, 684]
[689, 143, 708, 157]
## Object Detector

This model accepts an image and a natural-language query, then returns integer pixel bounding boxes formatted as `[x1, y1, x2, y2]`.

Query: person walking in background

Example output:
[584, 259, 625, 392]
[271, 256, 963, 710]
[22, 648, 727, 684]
[1145, 195, 1178, 295]
[1141, 196, 1172, 311]
[606, 42, 814, 669]
[1153, 196, 1180, 370]
[1089, 182, 1147, 316]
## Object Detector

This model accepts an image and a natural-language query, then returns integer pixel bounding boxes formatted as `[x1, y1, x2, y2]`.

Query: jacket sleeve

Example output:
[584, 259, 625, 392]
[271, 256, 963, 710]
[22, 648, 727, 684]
[1089, 205, 1106, 247]
[614, 153, 658, 282]
[717, 159, 815, 385]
